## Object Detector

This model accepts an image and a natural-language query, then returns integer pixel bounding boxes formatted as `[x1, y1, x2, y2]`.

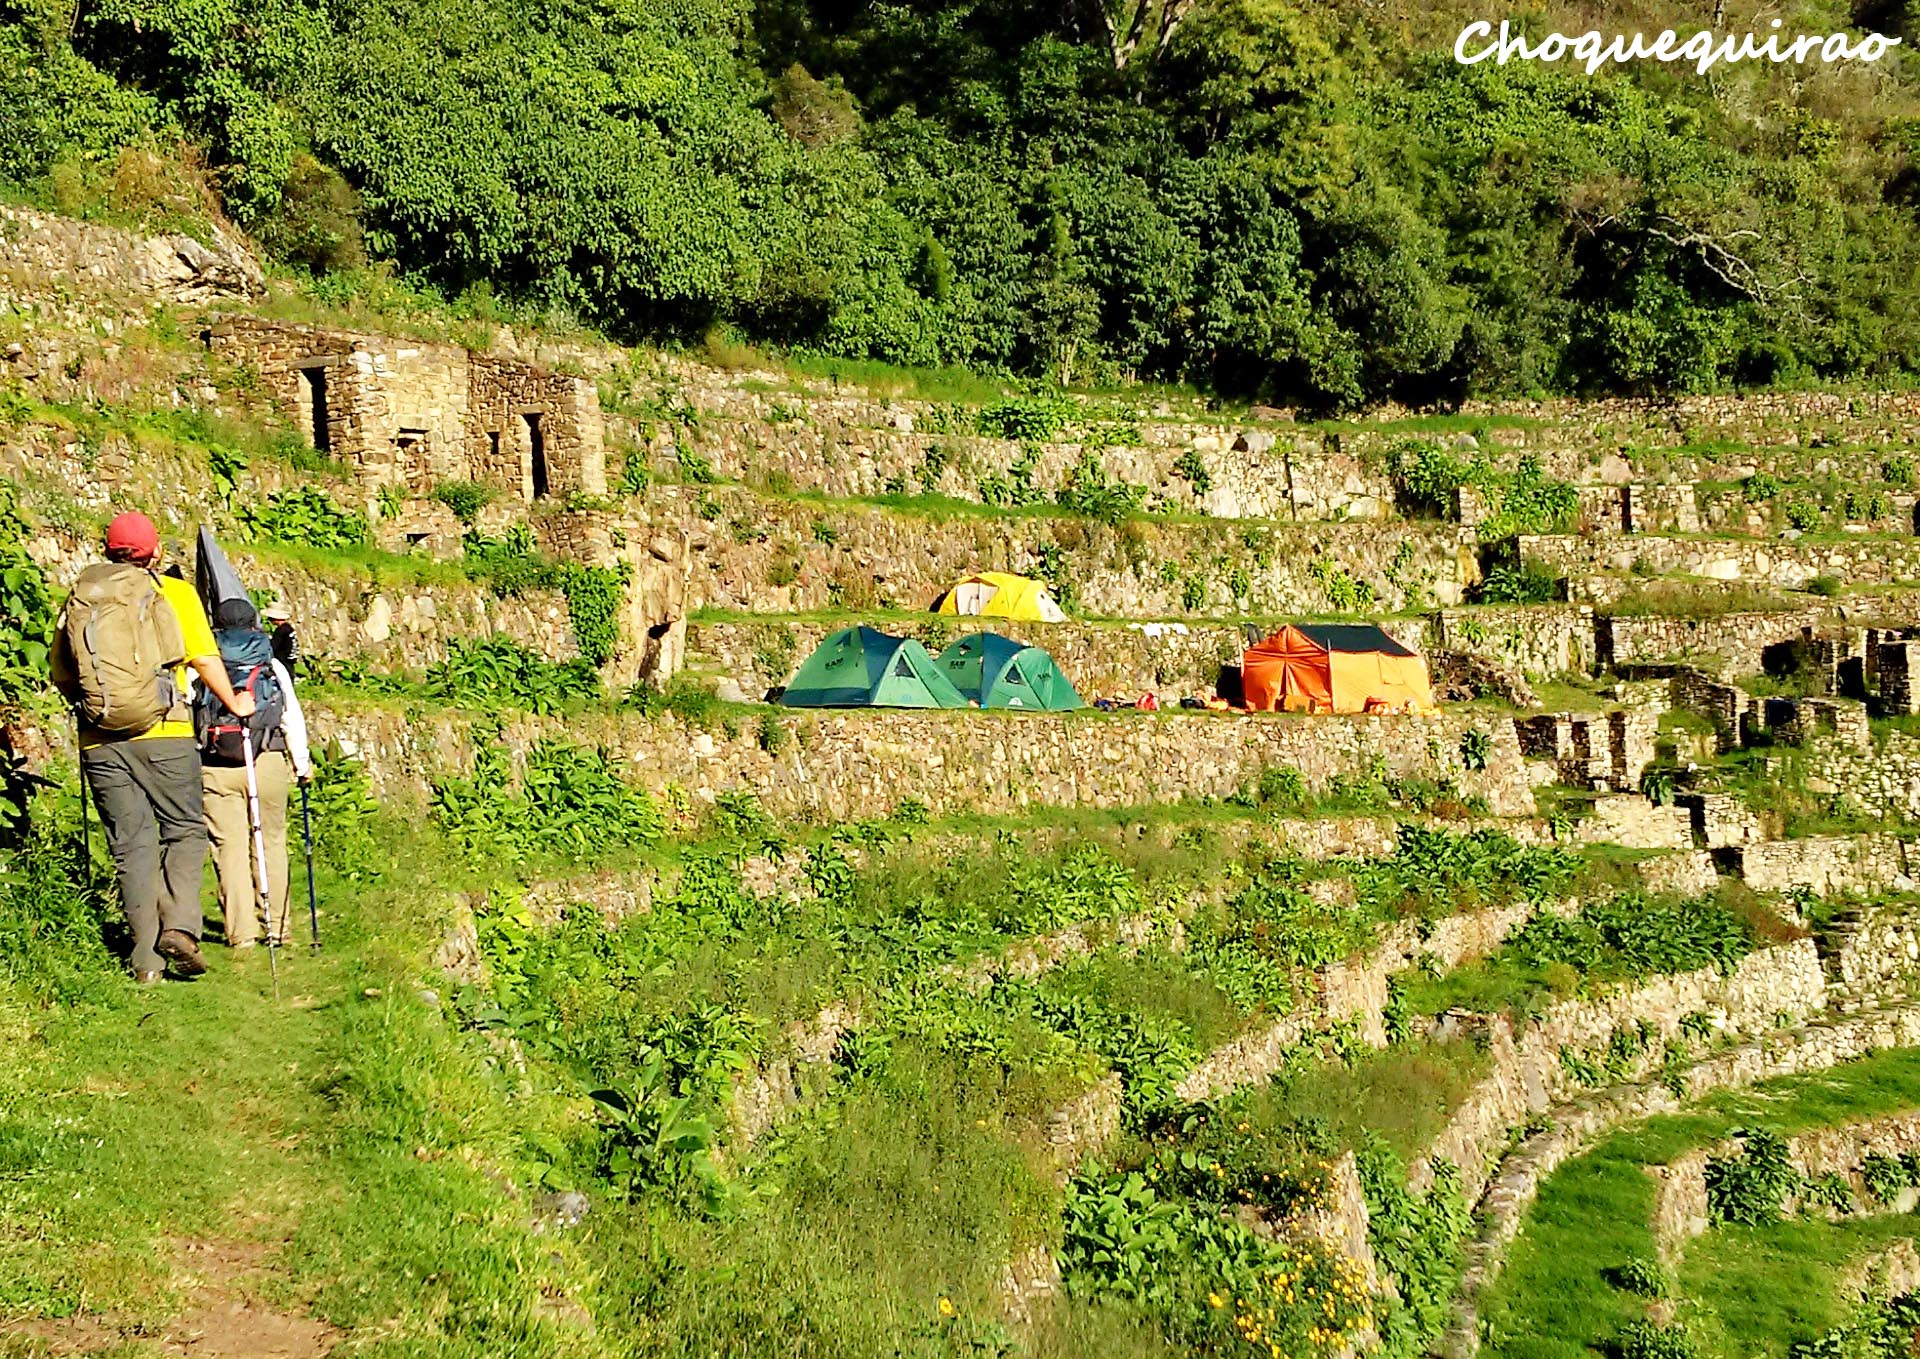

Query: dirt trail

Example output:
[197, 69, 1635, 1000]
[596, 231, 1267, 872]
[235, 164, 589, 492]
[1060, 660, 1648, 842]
[2, 1238, 339, 1358]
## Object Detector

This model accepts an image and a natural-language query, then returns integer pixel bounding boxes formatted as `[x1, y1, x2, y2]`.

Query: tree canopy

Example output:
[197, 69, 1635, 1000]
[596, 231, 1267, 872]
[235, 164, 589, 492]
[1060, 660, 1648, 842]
[5, 0, 1919, 408]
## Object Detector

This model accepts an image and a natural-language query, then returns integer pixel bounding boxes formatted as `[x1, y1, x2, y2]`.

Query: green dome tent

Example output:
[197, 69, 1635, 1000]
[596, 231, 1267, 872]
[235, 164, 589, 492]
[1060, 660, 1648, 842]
[782, 627, 968, 708]
[936, 633, 1083, 710]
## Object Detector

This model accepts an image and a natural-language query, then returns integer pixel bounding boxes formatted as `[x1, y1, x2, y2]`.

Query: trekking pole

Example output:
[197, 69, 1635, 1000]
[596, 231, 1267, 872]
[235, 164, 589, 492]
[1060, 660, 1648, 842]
[75, 715, 88, 867]
[240, 736, 279, 997]
[300, 782, 319, 949]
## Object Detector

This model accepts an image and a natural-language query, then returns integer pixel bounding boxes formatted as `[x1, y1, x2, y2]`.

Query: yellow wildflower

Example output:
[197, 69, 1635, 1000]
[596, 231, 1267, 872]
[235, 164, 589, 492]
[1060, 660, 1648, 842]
[938, 1297, 955, 1318]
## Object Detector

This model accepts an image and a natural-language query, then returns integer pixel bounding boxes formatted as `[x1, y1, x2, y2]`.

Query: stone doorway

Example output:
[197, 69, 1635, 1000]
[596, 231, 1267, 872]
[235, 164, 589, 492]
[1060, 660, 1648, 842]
[524, 412, 549, 499]
[298, 365, 330, 453]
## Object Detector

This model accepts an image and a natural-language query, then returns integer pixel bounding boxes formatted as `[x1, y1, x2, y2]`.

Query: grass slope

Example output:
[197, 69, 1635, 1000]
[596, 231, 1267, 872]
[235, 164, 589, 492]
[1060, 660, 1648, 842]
[1479, 1048, 1920, 1359]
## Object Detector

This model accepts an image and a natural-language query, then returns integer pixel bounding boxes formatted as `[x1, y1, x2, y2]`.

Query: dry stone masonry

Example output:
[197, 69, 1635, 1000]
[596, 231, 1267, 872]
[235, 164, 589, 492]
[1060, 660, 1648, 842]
[309, 701, 1535, 822]
[207, 316, 605, 503]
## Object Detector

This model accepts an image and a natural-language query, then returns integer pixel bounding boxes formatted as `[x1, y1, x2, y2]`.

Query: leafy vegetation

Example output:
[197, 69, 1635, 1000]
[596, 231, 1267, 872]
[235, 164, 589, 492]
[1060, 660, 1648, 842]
[238, 484, 370, 550]
[431, 736, 665, 864]
[1705, 1128, 1803, 1226]
[458, 527, 629, 664]
[1402, 890, 1760, 1022]
[0, 481, 58, 842]
[9, 0, 1920, 405]
[425, 635, 603, 713]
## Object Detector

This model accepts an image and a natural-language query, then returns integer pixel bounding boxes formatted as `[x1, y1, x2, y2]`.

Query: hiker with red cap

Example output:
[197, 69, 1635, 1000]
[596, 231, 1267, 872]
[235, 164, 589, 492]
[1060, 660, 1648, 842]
[51, 512, 256, 983]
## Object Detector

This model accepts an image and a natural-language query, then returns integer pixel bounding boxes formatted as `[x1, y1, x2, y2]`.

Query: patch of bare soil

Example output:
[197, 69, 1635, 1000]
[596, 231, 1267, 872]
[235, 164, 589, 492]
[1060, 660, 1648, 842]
[1, 1238, 339, 1358]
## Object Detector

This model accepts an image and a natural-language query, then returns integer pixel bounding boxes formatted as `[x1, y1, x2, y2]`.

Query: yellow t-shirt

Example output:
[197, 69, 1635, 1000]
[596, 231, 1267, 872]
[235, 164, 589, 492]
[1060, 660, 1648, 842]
[60, 571, 219, 747]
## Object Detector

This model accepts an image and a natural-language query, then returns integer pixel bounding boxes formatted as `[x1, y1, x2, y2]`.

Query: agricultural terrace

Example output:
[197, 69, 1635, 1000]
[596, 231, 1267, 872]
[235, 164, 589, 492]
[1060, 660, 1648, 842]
[5, 191, 1920, 1359]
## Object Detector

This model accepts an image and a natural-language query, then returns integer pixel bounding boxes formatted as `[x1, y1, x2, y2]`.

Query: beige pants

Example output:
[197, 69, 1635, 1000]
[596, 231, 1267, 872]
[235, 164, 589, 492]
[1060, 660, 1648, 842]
[203, 751, 292, 945]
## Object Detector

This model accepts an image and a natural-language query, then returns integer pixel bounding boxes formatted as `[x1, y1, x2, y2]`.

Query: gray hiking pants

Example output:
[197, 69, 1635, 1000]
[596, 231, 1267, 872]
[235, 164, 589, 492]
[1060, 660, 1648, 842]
[81, 737, 207, 974]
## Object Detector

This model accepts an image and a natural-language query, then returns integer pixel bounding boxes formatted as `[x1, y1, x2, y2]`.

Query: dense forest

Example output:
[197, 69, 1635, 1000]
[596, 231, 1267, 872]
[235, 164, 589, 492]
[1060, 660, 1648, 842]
[4, 0, 1920, 407]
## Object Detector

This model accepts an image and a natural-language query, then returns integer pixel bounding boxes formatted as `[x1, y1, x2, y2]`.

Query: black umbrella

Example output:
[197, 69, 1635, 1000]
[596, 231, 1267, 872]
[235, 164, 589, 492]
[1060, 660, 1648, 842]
[194, 524, 252, 621]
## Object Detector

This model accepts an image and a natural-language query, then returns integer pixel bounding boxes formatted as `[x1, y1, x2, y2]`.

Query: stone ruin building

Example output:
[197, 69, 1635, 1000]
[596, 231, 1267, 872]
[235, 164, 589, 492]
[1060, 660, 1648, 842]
[206, 316, 606, 503]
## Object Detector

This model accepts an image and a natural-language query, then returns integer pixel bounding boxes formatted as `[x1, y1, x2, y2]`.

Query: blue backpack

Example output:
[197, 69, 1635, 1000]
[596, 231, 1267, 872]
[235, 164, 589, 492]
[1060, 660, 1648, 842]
[194, 626, 286, 765]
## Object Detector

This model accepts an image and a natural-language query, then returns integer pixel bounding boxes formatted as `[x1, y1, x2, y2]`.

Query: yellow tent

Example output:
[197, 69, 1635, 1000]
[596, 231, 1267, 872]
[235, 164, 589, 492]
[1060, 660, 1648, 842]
[933, 572, 1067, 623]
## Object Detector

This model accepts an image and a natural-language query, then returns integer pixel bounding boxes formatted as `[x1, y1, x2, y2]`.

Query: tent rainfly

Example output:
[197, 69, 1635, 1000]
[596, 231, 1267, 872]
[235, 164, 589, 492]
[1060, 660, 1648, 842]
[932, 571, 1066, 623]
[936, 633, 1083, 710]
[1241, 624, 1435, 715]
[781, 627, 968, 708]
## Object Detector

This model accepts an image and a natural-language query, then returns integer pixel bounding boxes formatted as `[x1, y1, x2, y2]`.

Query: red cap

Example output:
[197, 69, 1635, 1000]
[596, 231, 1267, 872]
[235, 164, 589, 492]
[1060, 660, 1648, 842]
[104, 511, 160, 563]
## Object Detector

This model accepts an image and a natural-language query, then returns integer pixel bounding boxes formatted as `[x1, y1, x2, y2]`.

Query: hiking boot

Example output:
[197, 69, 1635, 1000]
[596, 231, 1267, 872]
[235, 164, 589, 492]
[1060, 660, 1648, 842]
[156, 929, 207, 977]
[231, 939, 257, 952]
[134, 969, 163, 986]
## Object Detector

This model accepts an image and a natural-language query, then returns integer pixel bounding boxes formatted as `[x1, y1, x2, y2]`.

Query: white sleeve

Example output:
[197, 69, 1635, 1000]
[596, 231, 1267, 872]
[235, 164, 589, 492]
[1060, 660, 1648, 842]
[272, 660, 312, 778]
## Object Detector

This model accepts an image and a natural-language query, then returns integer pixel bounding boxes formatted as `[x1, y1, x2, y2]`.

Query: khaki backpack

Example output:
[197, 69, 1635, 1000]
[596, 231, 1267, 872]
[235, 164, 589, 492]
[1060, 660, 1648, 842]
[62, 563, 186, 735]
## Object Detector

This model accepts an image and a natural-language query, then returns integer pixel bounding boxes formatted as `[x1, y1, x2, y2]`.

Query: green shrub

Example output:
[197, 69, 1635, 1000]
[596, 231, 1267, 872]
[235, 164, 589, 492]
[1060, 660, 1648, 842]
[977, 396, 1069, 442]
[1803, 1171, 1854, 1215]
[1471, 563, 1560, 605]
[1785, 499, 1824, 532]
[1882, 455, 1914, 487]
[1459, 729, 1493, 772]
[1807, 575, 1842, 598]
[432, 480, 496, 525]
[1861, 1152, 1912, 1204]
[1055, 450, 1146, 525]
[1742, 471, 1782, 503]
[239, 485, 369, 550]
[674, 444, 716, 484]
[431, 737, 664, 864]
[0, 481, 55, 723]
[1308, 558, 1373, 612]
[426, 635, 602, 713]
[1841, 489, 1890, 523]
[0, 820, 120, 1005]
[1172, 446, 1212, 496]
[253, 151, 365, 274]
[1390, 439, 1474, 517]
[1706, 1128, 1802, 1225]
[1509, 892, 1754, 981]
[1610, 1255, 1670, 1299]
[1618, 1320, 1698, 1359]
[1257, 766, 1307, 808]
[303, 743, 383, 882]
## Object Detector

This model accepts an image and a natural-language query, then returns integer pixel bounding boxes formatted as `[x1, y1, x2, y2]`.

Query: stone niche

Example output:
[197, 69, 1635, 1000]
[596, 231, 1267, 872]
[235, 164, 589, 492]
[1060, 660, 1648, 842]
[205, 317, 605, 503]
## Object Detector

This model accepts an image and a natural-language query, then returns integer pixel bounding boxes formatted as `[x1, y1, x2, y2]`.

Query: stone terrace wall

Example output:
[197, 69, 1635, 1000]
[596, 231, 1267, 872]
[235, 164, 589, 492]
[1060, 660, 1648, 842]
[0, 417, 324, 536]
[1432, 605, 1597, 677]
[1601, 609, 1830, 673]
[1445, 1002, 1920, 1359]
[1438, 390, 1920, 466]
[21, 519, 579, 668]
[642, 389, 1396, 524]
[1652, 1112, 1920, 1259]
[677, 486, 1476, 617]
[1826, 901, 1920, 996]
[305, 700, 1534, 821]
[0, 204, 263, 312]
[1809, 730, 1920, 821]
[1732, 834, 1914, 896]
[1413, 939, 1828, 1204]
[1525, 532, 1920, 593]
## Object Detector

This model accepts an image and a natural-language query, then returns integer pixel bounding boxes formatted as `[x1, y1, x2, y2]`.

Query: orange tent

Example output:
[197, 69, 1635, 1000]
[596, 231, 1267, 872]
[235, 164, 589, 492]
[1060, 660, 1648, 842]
[1241, 624, 1435, 715]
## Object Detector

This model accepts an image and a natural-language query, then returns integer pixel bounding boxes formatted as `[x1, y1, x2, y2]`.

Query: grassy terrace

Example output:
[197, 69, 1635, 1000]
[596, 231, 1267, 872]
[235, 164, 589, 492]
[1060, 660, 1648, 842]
[12, 215, 1920, 1359]
[1480, 1047, 1920, 1359]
